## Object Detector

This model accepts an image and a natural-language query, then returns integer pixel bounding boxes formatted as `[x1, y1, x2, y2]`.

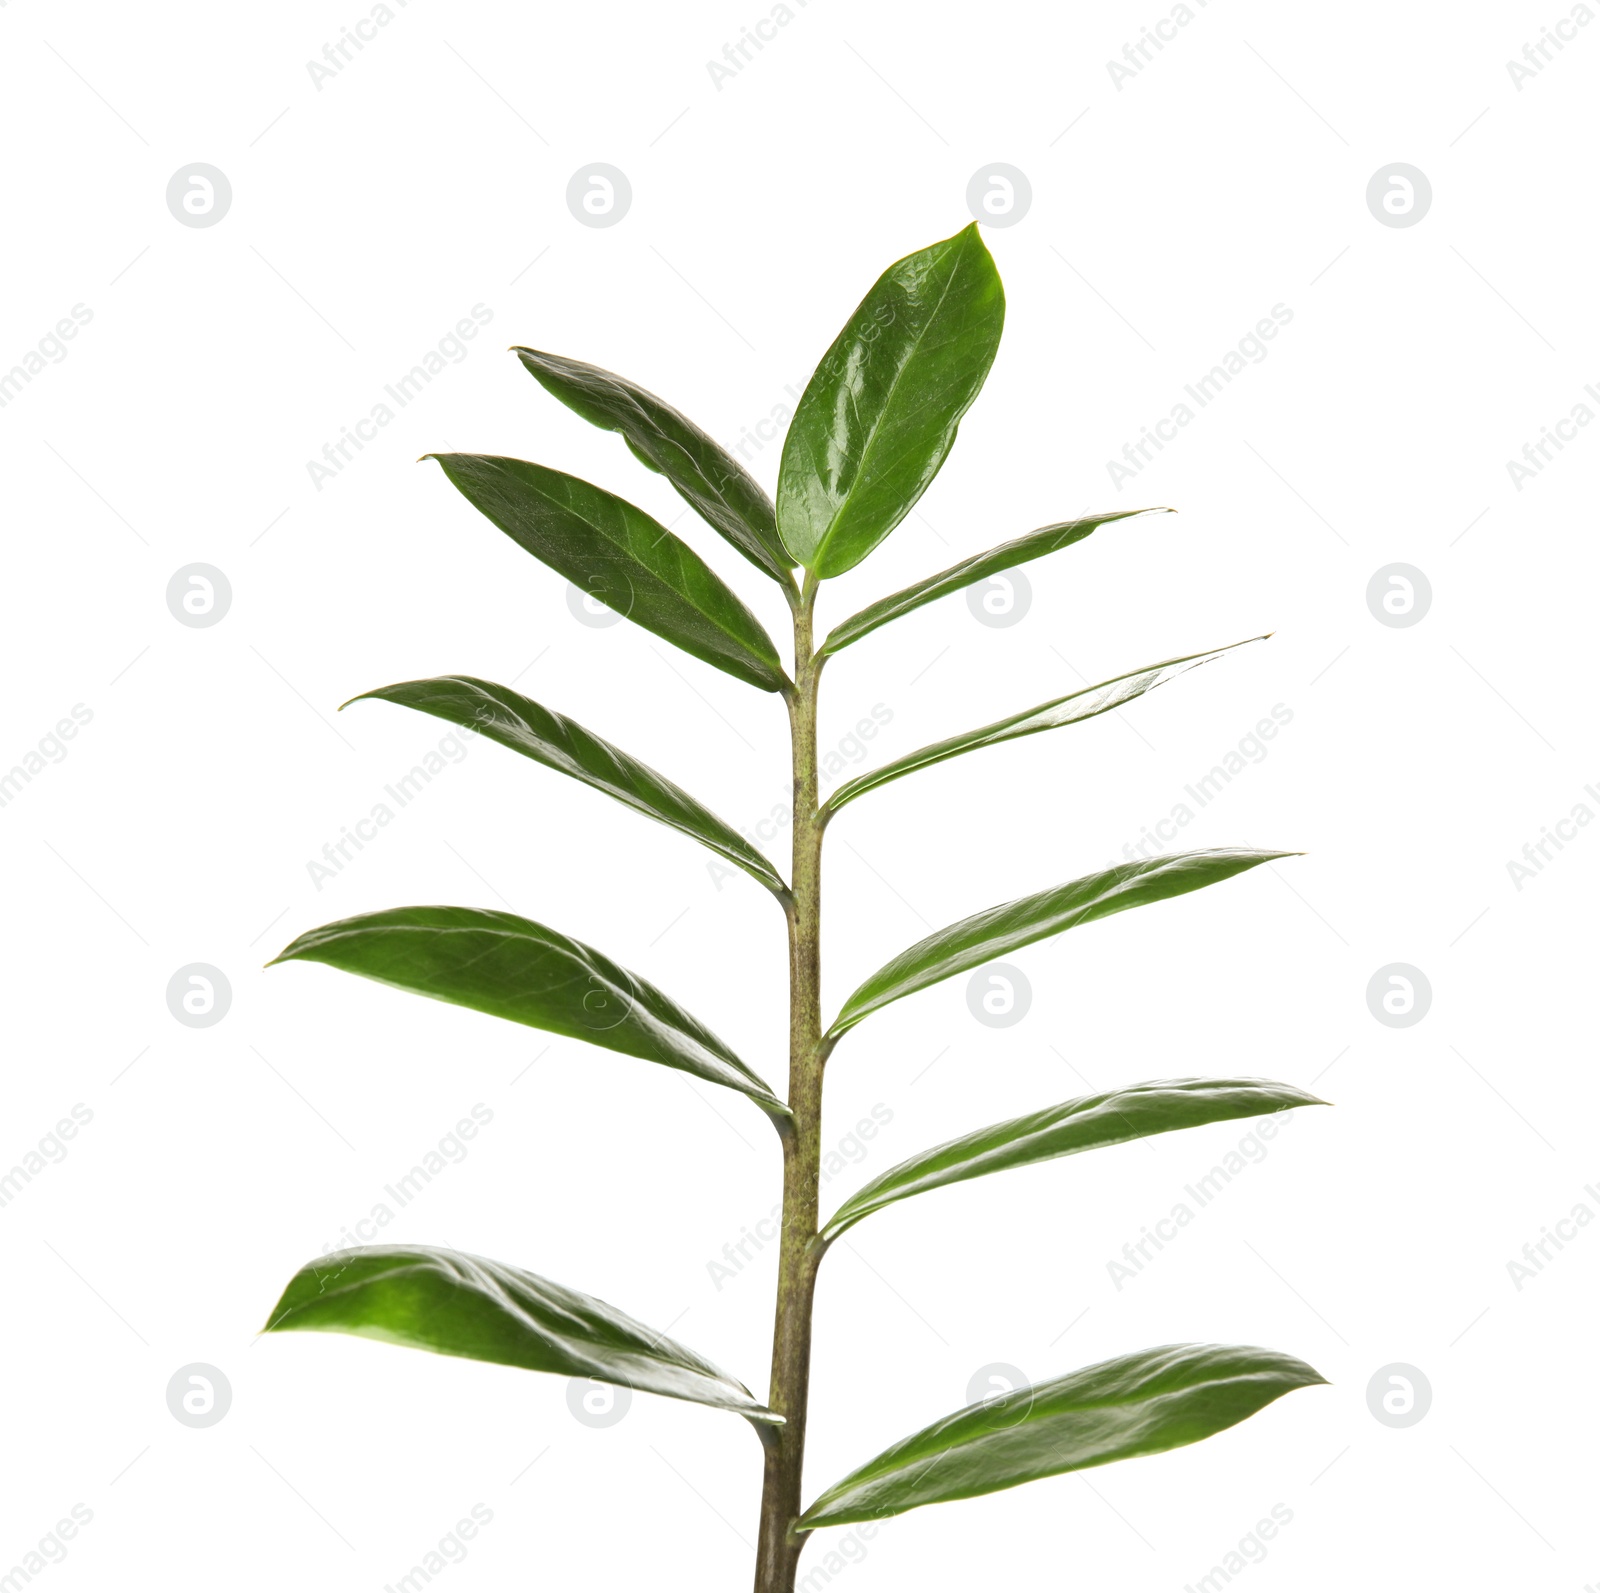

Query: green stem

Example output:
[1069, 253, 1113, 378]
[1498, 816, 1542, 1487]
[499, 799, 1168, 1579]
[753, 579, 824, 1592]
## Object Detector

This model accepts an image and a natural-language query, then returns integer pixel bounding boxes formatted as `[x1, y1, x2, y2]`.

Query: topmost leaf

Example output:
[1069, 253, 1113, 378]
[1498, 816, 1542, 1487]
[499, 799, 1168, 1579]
[777, 225, 1005, 579]
[514, 347, 795, 587]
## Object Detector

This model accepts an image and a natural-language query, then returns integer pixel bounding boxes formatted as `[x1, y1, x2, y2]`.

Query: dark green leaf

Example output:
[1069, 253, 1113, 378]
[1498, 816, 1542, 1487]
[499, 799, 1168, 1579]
[826, 638, 1264, 814]
[264, 1244, 781, 1426]
[820, 1077, 1324, 1243]
[796, 1343, 1324, 1529]
[820, 509, 1170, 656]
[513, 347, 794, 585]
[776, 225, 1004, 578]
[828, 849, 1292, 1040]
[426, 453, 787, 693]
[272, 906, 790, 1126]
[347, 675, 786, 899]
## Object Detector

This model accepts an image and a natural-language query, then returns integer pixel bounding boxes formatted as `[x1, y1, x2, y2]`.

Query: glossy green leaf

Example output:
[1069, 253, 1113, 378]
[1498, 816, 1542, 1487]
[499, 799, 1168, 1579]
[264, 1244, 781, 1426]
[796, 1343, 1324, 1529]
[426, 453, 787, 692]
[826, 638, 1265, 814]
[776, 224, 1004, 578]
[828, 848, 1291, 1040]
[346, 675, 786, 899]
[820, 509, 1169, 656]
[272, 906, 790, 1126]
[513, 347, 794, 585]
[820, 1077, 1324, 1243]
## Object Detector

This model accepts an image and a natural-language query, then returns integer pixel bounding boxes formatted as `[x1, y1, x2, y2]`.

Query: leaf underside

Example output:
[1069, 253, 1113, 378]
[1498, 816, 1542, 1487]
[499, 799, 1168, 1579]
[347, 675, 786, 897]
[820, 508, 1170, 656]
[797, 1342, 1325, 1529]
[829, 847, 1294, 1040]
[821, 1076, 1325, 1243]
[264, 1244, 781, 1426]
[272, 906, 790, 1125]
[827, 636, 1266, 813]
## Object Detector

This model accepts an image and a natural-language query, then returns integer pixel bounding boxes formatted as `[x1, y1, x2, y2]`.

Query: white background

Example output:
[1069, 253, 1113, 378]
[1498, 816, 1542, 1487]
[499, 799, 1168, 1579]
[2, 1, 1596, 1588]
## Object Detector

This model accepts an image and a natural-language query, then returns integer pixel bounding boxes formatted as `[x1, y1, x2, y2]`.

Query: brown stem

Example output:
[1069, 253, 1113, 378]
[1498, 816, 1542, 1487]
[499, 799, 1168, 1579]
[753, 578, 825, 1592]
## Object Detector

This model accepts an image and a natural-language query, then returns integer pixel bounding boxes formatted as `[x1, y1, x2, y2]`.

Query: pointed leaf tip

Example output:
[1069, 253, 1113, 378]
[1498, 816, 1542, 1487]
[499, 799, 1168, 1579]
[778, 226, 1004, 578]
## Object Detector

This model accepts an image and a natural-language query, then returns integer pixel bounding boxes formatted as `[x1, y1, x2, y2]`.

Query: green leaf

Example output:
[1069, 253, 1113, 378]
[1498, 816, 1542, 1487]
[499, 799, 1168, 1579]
[513, 347, 794, 586]
[776, 224, 1004, 578]
[826, 638, 1265, 814]
[272, 906, 791, 1127]
[820, 1077, 1324, 1244]
[346, 675, 786, 899]
[820, 509, 1170, 656]
[828, 849, 1292, 1040]
[426, 453, 787, 693]
[796, 1343, 1324, 1530]
[264, 1244, 781, 1426]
